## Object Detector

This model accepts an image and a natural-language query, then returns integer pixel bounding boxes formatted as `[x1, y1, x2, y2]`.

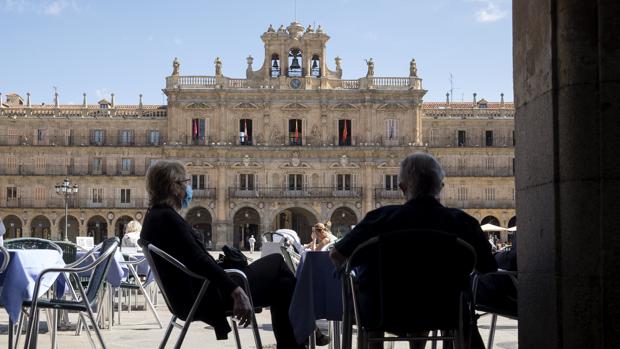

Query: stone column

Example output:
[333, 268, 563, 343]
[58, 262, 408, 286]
[214, 159, 231, 248]
[514, 1, 620, 348]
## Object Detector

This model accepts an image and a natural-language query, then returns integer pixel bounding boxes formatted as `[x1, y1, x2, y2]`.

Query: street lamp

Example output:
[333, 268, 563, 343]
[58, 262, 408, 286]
[55, 178, 78, 241]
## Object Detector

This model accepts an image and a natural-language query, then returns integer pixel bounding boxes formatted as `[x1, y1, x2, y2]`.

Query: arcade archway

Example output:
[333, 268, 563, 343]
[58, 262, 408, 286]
[115, 215, 133, 239]
[481, 215, 500, 226]
[233, 207, 260, 250]
[186, 206, 213, 249]
[272, 207, 318, 244]
[329, 207, 358, 238]
[58, 215, 80, 242]
[2, 215, 23, 239]
[31, 215, 51, 239]
[87, 215, 108, 244]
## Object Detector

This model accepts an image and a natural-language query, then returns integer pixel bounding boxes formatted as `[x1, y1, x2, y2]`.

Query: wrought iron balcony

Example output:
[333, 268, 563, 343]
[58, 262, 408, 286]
[228, 187, 363, 199]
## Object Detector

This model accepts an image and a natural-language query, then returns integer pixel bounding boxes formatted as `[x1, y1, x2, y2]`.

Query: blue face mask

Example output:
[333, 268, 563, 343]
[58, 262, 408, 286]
[182, 185, 193, 208]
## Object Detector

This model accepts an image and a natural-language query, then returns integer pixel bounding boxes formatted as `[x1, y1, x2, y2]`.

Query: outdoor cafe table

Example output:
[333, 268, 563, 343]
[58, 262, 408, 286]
[289, 251, 343, 349]
[0, 249, 66, 323]
[76, 249, 128, 287]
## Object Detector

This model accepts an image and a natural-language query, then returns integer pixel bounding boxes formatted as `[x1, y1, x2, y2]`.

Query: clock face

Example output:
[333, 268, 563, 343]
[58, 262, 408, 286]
[290, 78, 302, 89]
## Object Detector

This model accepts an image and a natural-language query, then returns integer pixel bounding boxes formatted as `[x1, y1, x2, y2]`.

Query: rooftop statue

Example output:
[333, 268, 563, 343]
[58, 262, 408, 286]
[214, 57, 222, 76]
[306, 25, 314, 33]
[335, 56, 343, 78]
[172, 57, 180, 76]
[316, 25, 324, 33]
[267, 24, 275, 32]
[277, 25, 286, 33]
[410, 58, 418, 77]
[365, 58, 374, 77]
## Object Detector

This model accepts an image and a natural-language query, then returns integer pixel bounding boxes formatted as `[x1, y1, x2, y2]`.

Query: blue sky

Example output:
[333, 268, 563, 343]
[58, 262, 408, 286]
[0, 0, 512, 105]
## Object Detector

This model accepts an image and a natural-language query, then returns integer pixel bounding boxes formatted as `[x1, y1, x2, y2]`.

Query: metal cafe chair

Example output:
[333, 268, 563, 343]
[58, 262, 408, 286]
[279, 245, 300, 274]
[2, 238, 63, 349]
[4, 237, 63, 254]
[116, 255, 163, 328]
[343, 229, 477, 349]
[22, 237, 119, 349]
[53, 240, 86, 264]
[143, 243, 263, 349]
[472, 270, 518, 349]
[0, 245, 10, 273]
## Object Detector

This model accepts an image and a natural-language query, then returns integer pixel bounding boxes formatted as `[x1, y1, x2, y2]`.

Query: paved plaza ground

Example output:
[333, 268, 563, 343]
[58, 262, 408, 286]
[0, 295, 517, 349]
[0, 251, 517, 348]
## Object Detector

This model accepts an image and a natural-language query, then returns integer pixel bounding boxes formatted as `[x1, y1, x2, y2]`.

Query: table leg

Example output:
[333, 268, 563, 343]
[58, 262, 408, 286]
[341, 279, 353, 349]
[329, 321, 341, 349]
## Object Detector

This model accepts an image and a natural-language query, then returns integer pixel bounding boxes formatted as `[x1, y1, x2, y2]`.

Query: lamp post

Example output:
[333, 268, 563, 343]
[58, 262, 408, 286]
[55, 178, 78, 241]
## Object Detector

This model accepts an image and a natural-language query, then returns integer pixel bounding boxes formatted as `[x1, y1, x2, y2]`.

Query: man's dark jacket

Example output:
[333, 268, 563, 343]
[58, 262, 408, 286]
[335, 196, 497, 272]
[140, 204, 238, 339]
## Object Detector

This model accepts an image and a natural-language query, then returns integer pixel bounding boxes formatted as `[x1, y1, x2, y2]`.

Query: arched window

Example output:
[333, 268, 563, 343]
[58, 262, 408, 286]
[288, 48, 303, 77]
[311, 54, 320, 77]
[288, 119, 303, 145]
[271, 54, 280, 77]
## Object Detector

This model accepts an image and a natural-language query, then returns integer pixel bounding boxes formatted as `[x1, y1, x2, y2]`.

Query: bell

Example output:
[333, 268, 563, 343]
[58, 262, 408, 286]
[290, 57, 301, 70]
[272, 59, 279, 69]
[312, 59, 318, 69]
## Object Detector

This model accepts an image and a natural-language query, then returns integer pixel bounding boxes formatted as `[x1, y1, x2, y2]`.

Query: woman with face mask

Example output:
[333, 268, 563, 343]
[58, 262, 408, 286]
[139, 160, 308, 349]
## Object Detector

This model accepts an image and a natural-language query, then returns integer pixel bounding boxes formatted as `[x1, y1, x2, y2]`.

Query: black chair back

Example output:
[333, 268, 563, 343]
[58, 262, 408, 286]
[349, 229, 476, 333]
[54, 241, 79, 264]
[4, 237, 63, 255]
[85, 237, 119, 303]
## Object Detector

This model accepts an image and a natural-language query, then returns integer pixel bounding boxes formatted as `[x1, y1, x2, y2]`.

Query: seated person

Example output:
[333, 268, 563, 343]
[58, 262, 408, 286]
[330, 152, 497, 349]
[121, 220, 142, 248]
[304, 223, 337, 251]
[475, 234, 518, 316]
[140, 160, 308, 349]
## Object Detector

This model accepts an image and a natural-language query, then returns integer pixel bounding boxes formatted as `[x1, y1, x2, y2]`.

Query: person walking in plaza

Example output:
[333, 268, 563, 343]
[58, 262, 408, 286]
[330, 152, 497, 349]
[248, 235, 256, 254]
[140, 160, 307, 349]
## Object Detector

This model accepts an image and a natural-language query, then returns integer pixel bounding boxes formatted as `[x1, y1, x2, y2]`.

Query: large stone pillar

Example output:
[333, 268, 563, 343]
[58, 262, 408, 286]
[514, 1, 620, 348]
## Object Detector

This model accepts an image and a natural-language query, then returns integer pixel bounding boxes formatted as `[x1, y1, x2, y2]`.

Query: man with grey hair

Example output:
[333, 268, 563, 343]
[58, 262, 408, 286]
[330, 152, 496, 349]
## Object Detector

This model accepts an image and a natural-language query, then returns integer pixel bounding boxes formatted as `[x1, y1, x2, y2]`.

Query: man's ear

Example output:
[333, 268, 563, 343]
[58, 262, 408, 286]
[399, 183, 406, 194]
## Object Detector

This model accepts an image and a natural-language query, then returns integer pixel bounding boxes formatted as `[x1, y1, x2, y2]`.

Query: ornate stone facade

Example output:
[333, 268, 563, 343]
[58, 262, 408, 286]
[0, 23, 515, 248]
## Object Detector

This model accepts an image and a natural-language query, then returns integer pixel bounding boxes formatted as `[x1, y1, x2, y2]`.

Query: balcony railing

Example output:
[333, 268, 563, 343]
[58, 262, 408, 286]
[442, 166, 514, 177]
[374, 188, 404, 200]
[1, 196, 149, 209]
[192, 188, 216, 198]
[0, 107, 166, 119]
[228, 187, 363, 199]
[442, 199, 515, 209]
[0, 134, 166, 147]
[0, 165, 147, 176]
[165, 75, 418, 91]
[425, 136, 515, 148]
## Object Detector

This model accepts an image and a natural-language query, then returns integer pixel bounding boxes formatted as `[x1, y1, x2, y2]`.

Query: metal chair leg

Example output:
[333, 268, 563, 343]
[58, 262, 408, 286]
[231, 319, 242, 349]
[85, 303, 107, 349]
[488, 314, 498, 349]
[251, 311, 263, 349]
[159, 317, 176, 349]
[173, 319, 192, 349]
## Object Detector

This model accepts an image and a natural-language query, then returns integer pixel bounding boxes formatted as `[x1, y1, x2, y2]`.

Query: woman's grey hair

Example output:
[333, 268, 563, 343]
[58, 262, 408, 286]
[145, 160, 187, 209]
[399, 152, 445, 199]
